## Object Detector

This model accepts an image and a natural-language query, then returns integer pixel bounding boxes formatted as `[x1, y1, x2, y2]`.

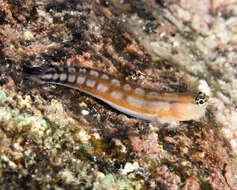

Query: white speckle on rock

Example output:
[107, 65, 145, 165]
[78, 129, 90, 144]
[121, 162, 139, 175]
[81, 110, 89, 115]
[93, 132, 101, 140]
[160, 32, 166, 38]
[173, 41, 180, 48]
[23, 30, 34, 41]
[59, 169, 76, 184]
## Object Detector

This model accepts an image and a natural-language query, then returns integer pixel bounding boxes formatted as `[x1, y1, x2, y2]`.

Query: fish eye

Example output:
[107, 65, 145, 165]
[195, 92, 208, 105]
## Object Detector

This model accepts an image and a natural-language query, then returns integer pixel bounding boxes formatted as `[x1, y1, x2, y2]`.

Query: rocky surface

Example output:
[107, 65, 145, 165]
[0, 0, 237, 189]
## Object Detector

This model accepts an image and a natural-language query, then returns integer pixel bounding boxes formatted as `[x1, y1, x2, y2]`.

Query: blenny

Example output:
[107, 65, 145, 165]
[23, 64, 208, 122]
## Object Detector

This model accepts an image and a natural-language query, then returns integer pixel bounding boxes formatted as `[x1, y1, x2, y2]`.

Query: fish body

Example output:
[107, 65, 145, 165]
[23, 65, 208, 122]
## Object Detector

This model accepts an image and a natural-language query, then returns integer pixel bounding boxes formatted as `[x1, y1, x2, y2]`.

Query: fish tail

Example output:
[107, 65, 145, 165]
[22, 64, 57, 84]
[22, 64, 56, 75]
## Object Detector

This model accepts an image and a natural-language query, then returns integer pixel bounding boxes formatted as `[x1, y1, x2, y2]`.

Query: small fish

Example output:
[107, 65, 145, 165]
[23, 64, 208, 122]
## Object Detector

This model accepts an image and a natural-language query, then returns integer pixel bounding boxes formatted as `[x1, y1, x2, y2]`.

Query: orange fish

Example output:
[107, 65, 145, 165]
[23, 64, 208, 122]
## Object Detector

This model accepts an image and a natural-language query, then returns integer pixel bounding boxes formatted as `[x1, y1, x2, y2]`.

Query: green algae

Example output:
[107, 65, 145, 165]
[0, 87, 145, 189]
[93, 173, 143, 190]
[0, 87, 12, 105]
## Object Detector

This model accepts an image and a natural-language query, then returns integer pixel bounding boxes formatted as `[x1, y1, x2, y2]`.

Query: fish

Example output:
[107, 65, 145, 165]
[23, 64, 208, 122]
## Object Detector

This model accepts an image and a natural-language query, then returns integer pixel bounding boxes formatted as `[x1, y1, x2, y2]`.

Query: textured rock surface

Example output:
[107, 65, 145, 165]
[0, 0, 237, 189]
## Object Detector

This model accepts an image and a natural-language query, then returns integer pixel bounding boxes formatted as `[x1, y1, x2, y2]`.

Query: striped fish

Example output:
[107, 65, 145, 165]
[23, 64, 208, 122]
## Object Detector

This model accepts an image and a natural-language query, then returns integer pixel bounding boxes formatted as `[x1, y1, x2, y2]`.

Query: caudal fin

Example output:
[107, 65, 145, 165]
[22, 64, 57, 84]
[22, 64, 56, 75]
